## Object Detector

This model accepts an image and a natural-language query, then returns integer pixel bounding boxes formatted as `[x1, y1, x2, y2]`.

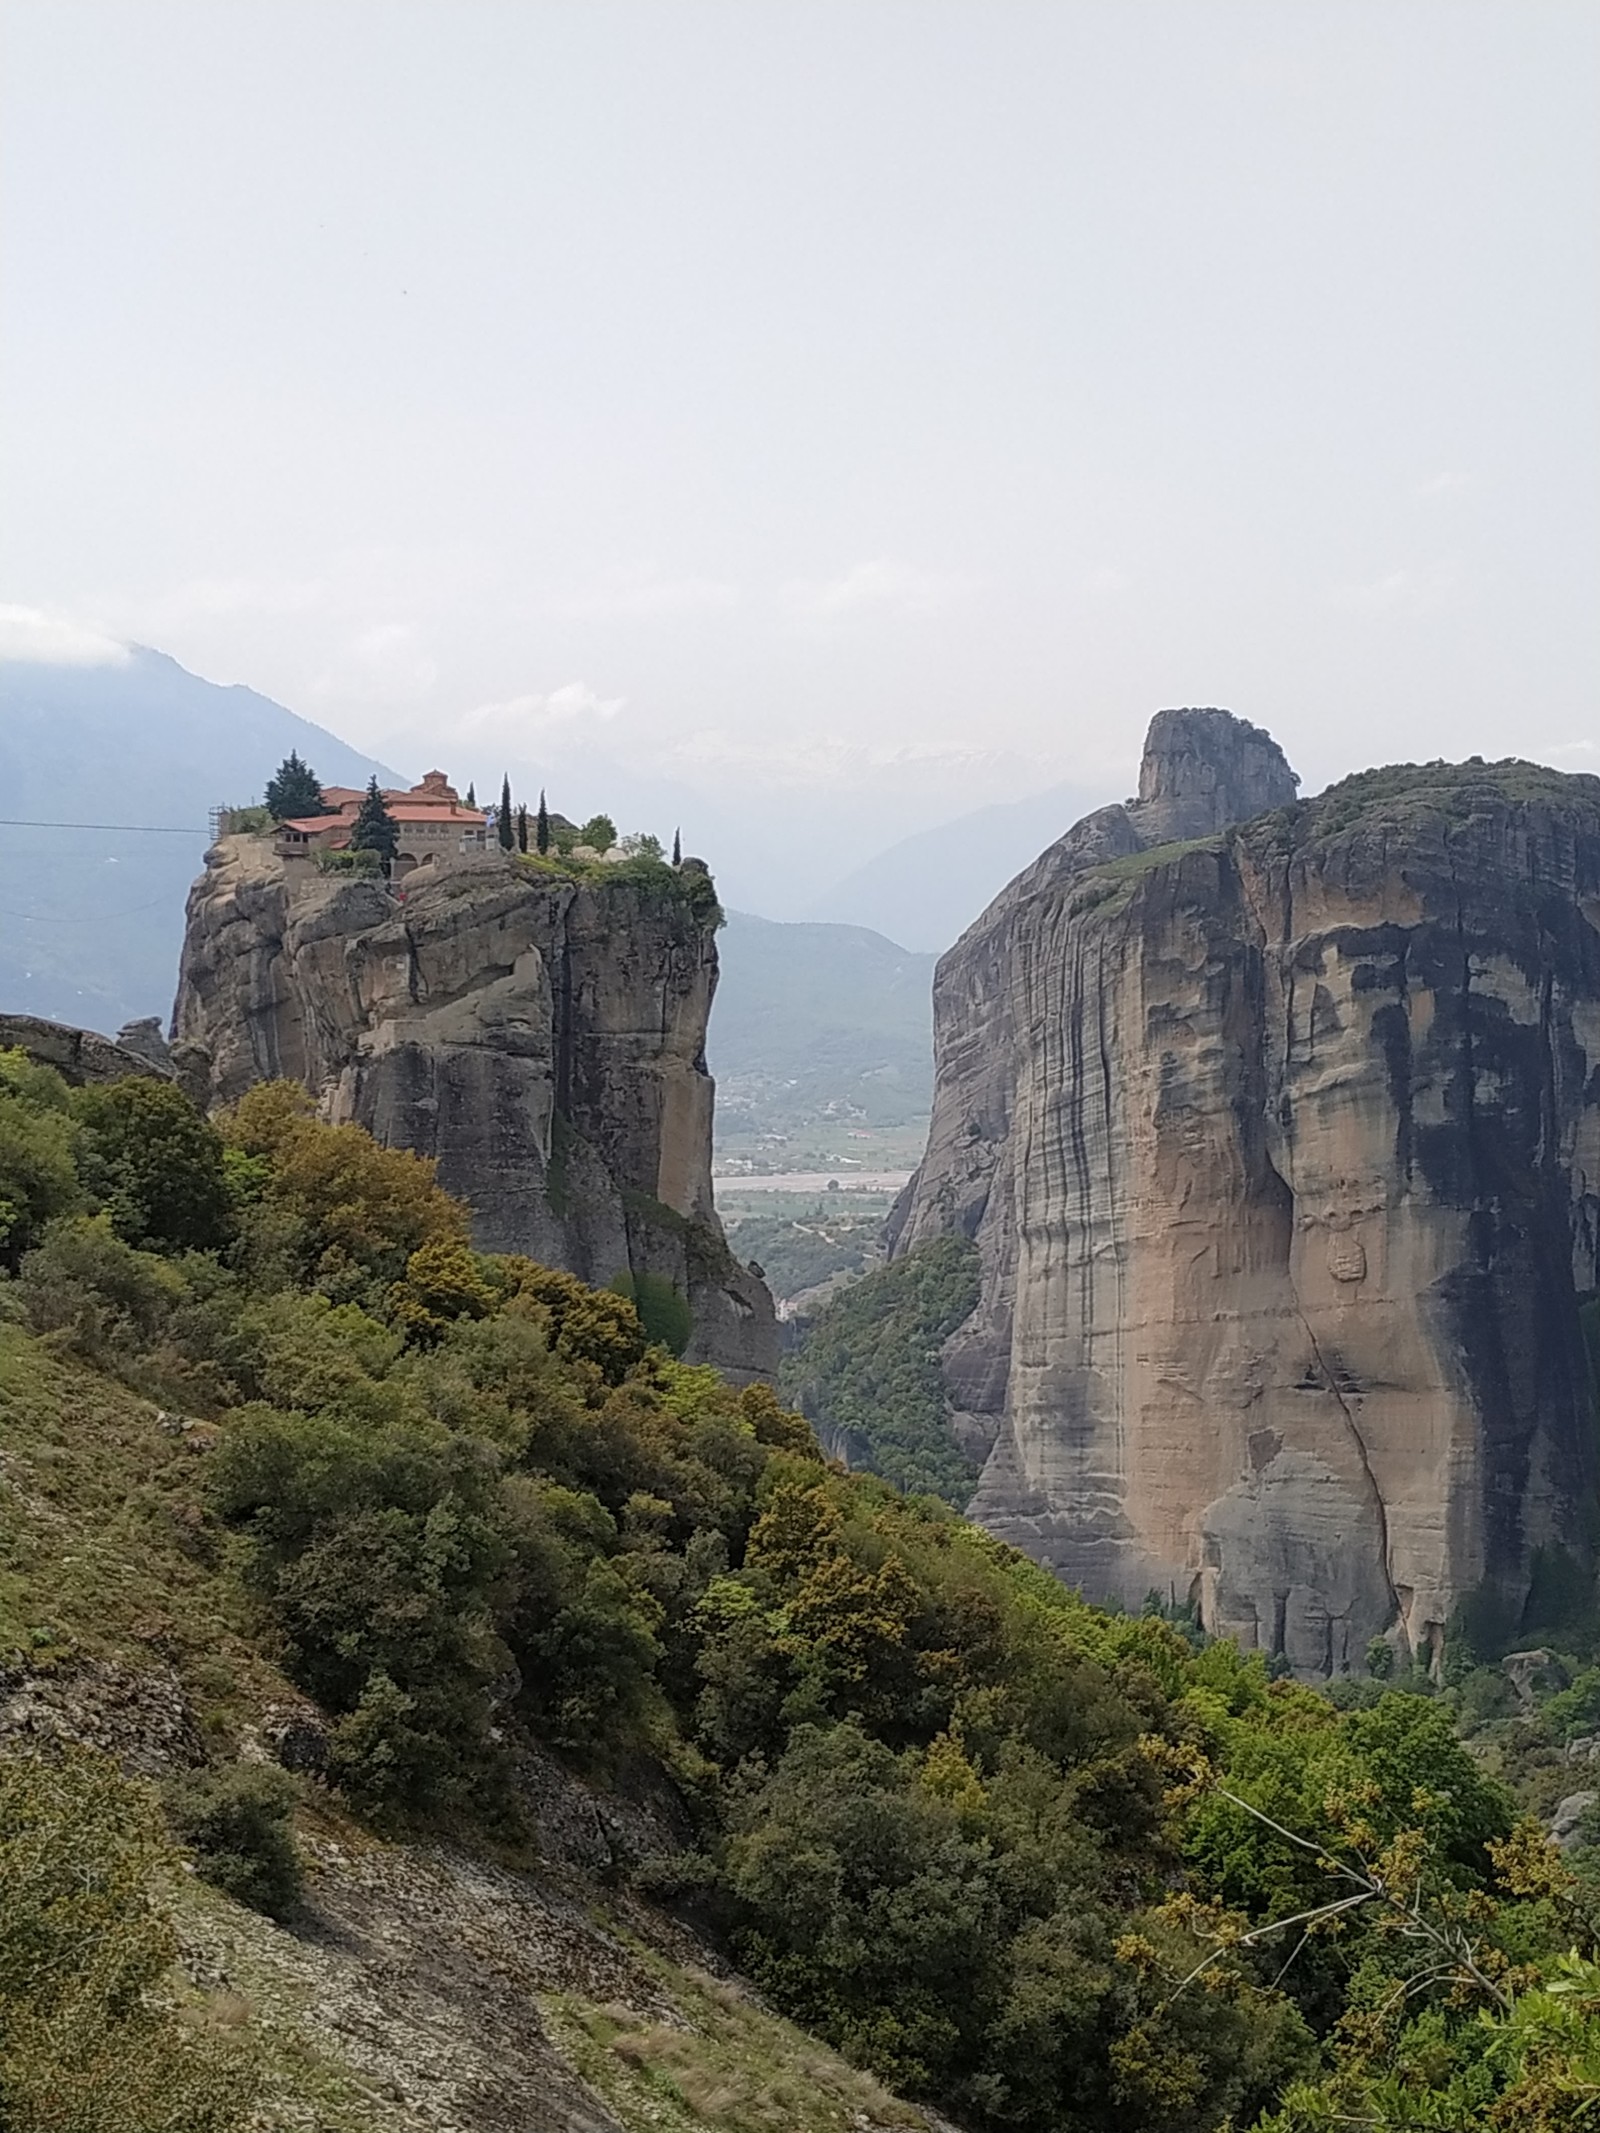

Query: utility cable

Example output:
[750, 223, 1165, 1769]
[0, 818, 205, 835]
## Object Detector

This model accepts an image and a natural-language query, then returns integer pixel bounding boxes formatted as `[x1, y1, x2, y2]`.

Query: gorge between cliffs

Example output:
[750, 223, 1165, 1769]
[891, 710, 1600, 1677]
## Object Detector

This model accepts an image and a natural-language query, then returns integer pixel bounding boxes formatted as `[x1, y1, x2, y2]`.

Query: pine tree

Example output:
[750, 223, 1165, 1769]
[466, 782, 476, 808]
[536, 790, 551, 855]
[498, 775, 514, 851]
[516, 804, 528, 852]
[264, 750, 326, 821]
[349, 777, 399, 864]
[672, 827, 682, 866]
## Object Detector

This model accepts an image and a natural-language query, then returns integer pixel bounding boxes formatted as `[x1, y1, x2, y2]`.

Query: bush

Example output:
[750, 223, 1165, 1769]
[18, 1215, 186, 1362]
[72, 1076, 231, 1254]
[219, 1082, 466, 1289]
[499, 1259, 648, 1383]
[210, 1400, 516, 1807]
[0, 1746, 255, 2130]
[164, 1762, 302, 1919]
[0, 1050, 80, 1266]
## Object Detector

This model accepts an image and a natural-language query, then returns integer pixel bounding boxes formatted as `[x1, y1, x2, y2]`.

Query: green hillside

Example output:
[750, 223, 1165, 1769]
[4, 1046, 1600, 2131]
[710, 913, 934, 1163]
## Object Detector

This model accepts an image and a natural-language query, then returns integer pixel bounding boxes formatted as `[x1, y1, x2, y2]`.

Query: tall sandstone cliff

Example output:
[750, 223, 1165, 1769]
[891, 711, 1600, 1673]
[173, 839, 776, 1382]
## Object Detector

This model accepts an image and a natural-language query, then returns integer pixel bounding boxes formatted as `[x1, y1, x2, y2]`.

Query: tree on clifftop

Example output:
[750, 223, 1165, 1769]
[264, 751, 326, 821]
[349, 777, 398, 865]
[516, 804, 529, 852]
[536, 790, 550, 854]
[498, 775, 515, 850]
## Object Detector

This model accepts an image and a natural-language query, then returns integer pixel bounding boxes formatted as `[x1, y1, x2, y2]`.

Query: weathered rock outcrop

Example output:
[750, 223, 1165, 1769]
[0, 1011, 176, 1087]
[173, 840, 776, 1381]
[892, 713, 1600, 1672]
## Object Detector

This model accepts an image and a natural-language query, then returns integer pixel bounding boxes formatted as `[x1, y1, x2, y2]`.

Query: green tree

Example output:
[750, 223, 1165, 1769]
[0, 1746, 255, 2131]
[516, 803, 529, 852]
[0, 1048, 81, 1266]
[782, 1235, 981, 1504]
[72, 1076, 231, 1253]
[498, 774, 515, 850]
[725, 1722, 1005, 2095]
[219, 1080, 466, 1288]
[579, 814, 618, 855]
[263, 750, 326, 821]
[349, 776, 398, 864]
[672, 826, 682, 865]
[536, 789, 551, 854]
[163, 1763, 302, 1920]
[465, 781, 476, 807]
[500, 1258, 649, 1382]
[210, 1400, 515, 1805]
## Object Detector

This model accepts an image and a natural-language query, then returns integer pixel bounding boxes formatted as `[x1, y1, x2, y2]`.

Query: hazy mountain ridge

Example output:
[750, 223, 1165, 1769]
[803, 777, 1110, 952]
[0, 648, 403, 1029]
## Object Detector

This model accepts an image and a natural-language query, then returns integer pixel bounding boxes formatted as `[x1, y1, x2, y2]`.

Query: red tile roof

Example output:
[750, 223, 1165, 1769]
[386, 804, 486, 824]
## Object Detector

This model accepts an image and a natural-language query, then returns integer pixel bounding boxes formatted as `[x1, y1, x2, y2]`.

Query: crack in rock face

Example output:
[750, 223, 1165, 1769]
[896, 713, 1600, 1675]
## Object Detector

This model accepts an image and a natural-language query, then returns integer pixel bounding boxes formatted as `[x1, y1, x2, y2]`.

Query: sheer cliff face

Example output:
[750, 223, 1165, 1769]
[173, 841, 776, 1381]
[893, 714, 1600, 1673]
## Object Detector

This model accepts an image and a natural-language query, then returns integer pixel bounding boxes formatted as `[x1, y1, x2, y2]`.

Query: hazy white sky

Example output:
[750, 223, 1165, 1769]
[3, 1, 1596, 873]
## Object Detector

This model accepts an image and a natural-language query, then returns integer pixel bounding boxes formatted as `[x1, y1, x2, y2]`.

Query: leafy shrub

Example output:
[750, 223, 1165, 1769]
[0, 1049, 80, 1265]
[18, 1215, 185, 1362]
[210, 1399, 515, 1806]
[164, 1761, 302, 1919]
[218, 1081, 465, 1290]
[72, 1076, 231, 1253]
[0, 1746, 255, 2130]
[389, 1236, 498, 1342]
[499, 1258, 648, 1382]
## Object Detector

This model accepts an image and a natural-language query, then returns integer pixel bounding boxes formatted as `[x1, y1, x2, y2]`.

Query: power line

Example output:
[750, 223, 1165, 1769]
[0, 895, 180, 923]
[0, 817, 206, 835]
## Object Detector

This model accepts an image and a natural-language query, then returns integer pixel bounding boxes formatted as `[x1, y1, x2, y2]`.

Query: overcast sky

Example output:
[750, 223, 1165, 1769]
[2, 1, 1595, 872]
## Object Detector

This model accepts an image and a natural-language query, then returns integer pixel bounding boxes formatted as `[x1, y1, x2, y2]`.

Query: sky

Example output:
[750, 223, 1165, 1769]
[2, 0, 1596, 911]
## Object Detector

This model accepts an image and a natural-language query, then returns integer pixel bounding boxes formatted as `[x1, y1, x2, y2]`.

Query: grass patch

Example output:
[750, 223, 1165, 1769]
[547, 1964, 925, 2133]
[0, 1317, 282, 1735]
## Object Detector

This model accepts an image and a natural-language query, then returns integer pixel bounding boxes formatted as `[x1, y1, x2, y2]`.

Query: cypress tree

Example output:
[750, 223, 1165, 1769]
[498, 775, 514, 851]
[516, 804, 529, 852]
[349, 777, 399, 865]
[536, 790, 551, 855]
[466, 782, 476, 808]
[672, 827, 682, 866]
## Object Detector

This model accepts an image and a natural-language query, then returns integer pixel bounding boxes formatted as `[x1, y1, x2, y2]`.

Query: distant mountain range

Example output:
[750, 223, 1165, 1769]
[805, 778, 1109, 952]
[709, 912, 936, 1144]
[0, 645, 1081, 1129]
[0, 648, 402, 1029]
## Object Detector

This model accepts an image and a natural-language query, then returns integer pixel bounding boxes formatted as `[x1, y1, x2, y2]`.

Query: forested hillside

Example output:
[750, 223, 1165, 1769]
[4, 1045, 1600, 2130]
[710, 912, 934, 1167]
